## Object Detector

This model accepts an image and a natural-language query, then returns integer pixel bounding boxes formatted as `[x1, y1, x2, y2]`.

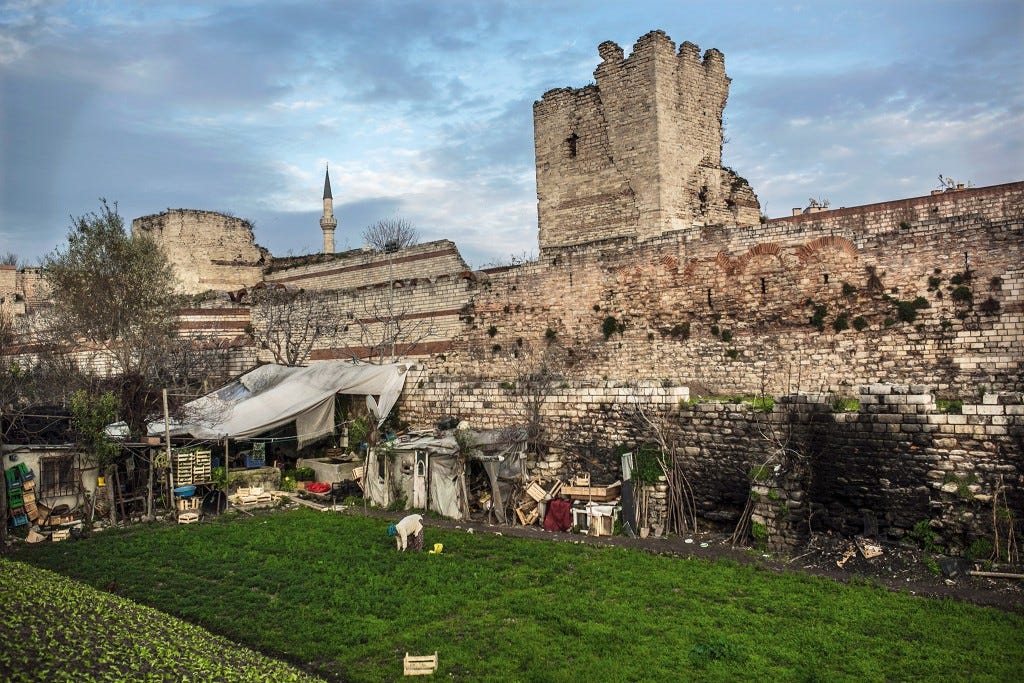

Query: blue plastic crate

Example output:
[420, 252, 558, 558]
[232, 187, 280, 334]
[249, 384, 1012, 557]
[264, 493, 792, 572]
[11, 513, 28, 527]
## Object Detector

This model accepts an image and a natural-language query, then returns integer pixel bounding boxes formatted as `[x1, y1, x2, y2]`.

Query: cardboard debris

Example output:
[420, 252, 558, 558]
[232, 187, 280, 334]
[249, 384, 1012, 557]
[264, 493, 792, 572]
[855, 537, 883, 559]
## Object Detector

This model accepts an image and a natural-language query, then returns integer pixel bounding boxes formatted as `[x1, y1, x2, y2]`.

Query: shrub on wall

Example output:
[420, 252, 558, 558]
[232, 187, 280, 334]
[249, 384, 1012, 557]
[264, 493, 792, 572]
[896, 297, 929, 323]
[852, 316, 869, 331]
[951, 286, 973, 306]
[602, 316, 622, 339]
[978, 296, 1000, 315]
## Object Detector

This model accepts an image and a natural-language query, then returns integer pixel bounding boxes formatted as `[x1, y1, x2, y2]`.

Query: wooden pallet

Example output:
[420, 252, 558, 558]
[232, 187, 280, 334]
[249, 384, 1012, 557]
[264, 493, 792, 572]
[178, 512, 200, 524]
[560, 481, 622, 502]
[403, 652, 438, 676]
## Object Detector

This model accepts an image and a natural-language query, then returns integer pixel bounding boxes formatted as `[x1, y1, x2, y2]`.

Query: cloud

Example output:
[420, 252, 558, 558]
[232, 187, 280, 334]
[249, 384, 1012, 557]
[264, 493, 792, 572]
[2, 1, 1021, 266]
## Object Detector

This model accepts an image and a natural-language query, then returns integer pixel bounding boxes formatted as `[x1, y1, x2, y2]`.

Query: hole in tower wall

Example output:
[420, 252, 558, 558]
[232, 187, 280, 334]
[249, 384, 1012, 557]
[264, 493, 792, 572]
[761, 278, 766, 294]
[823, 274, 829, 284]
[566, 132, 579, 158]
[707, 288, 712, 307]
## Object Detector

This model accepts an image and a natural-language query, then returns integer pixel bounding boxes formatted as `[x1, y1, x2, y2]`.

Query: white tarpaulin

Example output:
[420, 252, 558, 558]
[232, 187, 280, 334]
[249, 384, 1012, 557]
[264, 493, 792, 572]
[149, 360, 411, 448]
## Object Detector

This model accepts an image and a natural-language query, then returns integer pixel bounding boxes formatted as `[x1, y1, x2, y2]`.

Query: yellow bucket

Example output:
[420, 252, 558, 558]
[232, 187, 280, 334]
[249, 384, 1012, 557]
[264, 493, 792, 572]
[428, 543, 443, 554]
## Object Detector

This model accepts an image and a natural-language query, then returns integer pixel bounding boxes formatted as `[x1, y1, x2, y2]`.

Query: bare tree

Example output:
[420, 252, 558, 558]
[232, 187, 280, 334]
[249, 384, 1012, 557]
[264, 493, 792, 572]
[248, 284, 340, 366]
[354, 285, 433, 363]
[499, 342, 566, 457]
[362, 217, 419, 253]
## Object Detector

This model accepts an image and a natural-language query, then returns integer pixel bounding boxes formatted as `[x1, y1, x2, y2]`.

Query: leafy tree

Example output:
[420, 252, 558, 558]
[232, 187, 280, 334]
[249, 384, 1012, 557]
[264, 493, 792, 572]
[70, 390, 121, 525]
[41, 200, 182, 437]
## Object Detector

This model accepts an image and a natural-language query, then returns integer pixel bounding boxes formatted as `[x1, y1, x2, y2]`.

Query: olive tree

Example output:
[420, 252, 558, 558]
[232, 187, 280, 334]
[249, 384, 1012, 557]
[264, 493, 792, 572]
[41, 200, 181, 437]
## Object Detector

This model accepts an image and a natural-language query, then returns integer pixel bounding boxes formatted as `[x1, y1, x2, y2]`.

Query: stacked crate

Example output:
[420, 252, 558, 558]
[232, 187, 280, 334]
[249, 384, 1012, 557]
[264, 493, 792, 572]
[21, 480, 38, 523]
[4, 463, 33, 527]
[173, 451, 194, 486]
[192, 450, 212, 483]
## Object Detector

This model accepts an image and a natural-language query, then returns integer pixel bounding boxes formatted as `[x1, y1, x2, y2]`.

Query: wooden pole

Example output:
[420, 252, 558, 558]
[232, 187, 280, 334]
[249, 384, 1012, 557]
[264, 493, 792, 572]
[164, 389, 174, 518]
[968, 570, 1024, 580]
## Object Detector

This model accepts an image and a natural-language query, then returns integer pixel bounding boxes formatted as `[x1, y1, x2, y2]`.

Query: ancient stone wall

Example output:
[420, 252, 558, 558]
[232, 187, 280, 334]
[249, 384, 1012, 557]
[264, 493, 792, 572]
[400, 380, 1023, 548]
[0, 265, 19, 318]
[263, 240, 468, 291]
[131, 209, 268, 294]
[435, 183, 1023, 399]
[534, 30, 760, 253]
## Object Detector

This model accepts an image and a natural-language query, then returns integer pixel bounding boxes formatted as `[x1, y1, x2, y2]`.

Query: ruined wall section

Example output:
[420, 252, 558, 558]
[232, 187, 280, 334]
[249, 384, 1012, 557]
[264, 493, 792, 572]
[0, 265, 19, 319]
[263, 240, 468, 292]
[535, 31, 760, 253]
[303, 271, 476, 361]
[425, 183, 1024, 401]
[131, 209, 268, 294]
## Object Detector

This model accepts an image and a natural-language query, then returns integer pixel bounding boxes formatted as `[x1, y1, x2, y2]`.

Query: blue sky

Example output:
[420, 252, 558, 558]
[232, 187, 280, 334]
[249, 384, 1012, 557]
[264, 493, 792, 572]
[2, 1, 1022, 268]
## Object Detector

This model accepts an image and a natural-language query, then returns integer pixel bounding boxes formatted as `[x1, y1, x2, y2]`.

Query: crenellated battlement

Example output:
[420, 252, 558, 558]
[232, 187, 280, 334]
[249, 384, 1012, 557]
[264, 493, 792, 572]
[535, 31, 760, 254]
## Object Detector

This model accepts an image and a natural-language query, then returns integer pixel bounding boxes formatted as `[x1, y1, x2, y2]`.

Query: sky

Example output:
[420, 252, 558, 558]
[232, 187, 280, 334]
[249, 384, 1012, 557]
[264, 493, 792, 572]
[1, 1, 1022, 268]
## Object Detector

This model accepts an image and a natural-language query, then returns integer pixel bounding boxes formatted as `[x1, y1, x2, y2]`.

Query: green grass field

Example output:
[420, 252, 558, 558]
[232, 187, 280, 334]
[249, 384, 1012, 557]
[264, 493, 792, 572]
[10, 508, 1024, 681]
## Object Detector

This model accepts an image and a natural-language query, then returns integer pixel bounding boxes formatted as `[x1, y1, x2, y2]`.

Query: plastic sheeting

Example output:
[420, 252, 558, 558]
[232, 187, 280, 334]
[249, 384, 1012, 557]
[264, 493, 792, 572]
[364, 429, 527, 521]
[149, 361, 411, 448]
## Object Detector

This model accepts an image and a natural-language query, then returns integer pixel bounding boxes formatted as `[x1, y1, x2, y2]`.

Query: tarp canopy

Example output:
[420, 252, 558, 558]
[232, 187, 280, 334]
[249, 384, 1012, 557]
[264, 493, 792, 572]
[148, 361, 411, 448]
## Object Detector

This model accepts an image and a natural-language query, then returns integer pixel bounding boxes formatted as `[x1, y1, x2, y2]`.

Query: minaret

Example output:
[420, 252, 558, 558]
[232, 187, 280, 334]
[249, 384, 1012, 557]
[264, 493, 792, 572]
[320, 166, 337, 254]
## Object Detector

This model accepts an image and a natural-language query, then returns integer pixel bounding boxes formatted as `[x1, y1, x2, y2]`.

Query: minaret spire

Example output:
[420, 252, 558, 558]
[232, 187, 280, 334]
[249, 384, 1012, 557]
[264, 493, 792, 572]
[320, 165, 337, 253]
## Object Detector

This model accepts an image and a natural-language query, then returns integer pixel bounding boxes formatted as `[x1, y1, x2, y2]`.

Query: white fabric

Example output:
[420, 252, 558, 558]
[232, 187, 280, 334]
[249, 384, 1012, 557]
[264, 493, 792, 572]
[395, 513, 423, 550]
[150, 360, 411, 448]
[428, 455, 463, 519]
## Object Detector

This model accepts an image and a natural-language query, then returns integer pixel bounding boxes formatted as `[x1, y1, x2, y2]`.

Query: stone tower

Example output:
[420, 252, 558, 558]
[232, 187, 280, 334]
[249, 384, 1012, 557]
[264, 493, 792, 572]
[534, 30, 761, 252]
[320, 166, 338, 254]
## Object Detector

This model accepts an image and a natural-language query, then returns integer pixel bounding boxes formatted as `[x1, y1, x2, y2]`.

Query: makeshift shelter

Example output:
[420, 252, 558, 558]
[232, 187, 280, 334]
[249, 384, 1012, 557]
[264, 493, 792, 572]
[148, 360, 412, 448]
[364, 428, 527, 522]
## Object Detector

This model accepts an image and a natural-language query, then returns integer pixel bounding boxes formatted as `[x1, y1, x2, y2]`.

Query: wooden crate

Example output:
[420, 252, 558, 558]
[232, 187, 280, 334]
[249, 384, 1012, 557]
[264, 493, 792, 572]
[524, 480, 546, 502]
[178, 511, 200, 524]
[192, 450, 212, 482]
[560, 481, 622, 502]
[515, 502, 540, 526]
[51, 529, 71, 542]
[403, 652, 438, 676]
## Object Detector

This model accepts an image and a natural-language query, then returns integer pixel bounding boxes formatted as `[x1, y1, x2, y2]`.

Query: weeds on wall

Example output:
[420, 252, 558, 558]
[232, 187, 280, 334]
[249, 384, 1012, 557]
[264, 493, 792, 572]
[832, 312, 850, 332]
[831, 397, 860, 412]
[662, 322, 690, 339]
[978, 297, 1001, 315]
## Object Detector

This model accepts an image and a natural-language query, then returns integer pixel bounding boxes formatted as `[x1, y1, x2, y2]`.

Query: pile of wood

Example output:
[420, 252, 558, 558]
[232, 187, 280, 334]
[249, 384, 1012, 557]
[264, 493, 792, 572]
[231, 486, 274, 507]
[515, 479, 561, 525]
